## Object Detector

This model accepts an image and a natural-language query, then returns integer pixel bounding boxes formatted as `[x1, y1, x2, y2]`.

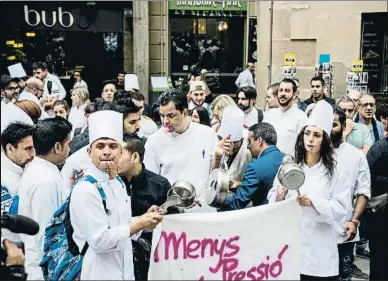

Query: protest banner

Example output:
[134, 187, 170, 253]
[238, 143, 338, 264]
[149, 200, 301, 280]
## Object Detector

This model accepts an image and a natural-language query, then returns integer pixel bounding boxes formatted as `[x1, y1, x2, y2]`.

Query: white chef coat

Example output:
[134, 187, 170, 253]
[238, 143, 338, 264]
[1, 152, 24, 197]
[244, 107, 260, 128]
[61, 145, 92, 189]
[263, 103, 308, 157]
[18, 157, 69, 280]
[1, 152, 24, 241]
[235, 69, 255, 88]
[221, 139, 252, 182]
[43, 72, 66, 101]
[69, 164, 140, 280]
[334, 142, 371, 244]
[144, 121, 218, 213]
[18, 91, 50, 120]
[68, 104, 87, 139]
[138, 115, 158, 139]
[268, 161, 351, 277]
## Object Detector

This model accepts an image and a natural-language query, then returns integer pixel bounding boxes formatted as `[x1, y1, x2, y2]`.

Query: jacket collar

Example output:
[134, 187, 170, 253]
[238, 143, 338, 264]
[129, 163, 146, 185]
[258, 145, 278, 158]
[1, 152, 24, 177]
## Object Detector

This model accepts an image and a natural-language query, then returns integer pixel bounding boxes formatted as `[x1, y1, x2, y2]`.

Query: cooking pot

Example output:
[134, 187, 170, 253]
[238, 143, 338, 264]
[205, 154, 230, 208]
[277, 156, 305, 193]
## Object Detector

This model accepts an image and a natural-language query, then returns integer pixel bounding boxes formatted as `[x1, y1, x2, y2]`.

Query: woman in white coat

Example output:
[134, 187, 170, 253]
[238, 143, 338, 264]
[268, 100, 351, 280]
[68, 87, 90, 139]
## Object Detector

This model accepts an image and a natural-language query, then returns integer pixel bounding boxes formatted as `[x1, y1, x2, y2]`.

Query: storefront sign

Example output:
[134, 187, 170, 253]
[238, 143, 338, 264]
[24, 5, 74, 28]
[284, 53, 296, 66]
[169, 1, 247, 11]
[352, 60, 364, 72]
[149, 200, 301, 280]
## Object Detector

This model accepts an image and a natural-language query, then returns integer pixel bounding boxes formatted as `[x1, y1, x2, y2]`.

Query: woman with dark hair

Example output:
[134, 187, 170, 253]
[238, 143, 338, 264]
[189, 106, 211, 127]
[268, 100, 351, 280]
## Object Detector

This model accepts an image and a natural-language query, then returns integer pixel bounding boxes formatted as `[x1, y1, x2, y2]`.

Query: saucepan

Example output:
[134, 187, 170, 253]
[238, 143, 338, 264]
[159, 181, 200, 213]
[277, 155, 305, 194]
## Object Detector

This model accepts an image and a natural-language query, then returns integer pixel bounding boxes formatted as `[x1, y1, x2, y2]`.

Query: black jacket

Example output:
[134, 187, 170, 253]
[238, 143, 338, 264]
[300, 95, 335, 112]
[70, 127, 89, 155]
[366, 137, 388, 197]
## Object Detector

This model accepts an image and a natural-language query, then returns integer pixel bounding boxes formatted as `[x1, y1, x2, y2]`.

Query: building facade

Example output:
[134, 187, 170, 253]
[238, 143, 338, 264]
[1, 1, 387, 106]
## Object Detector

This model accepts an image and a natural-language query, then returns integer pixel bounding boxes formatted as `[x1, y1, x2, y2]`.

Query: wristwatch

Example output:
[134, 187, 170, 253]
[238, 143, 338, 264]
[350, 219, 360, 227]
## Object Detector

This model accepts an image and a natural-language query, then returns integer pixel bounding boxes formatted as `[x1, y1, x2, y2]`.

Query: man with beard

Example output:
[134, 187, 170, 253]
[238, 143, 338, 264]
[354, 94, 384, 144]
[1, 122, 35, 241]
[337, 95, 372, 153]
[187, 81, 211, 116]
[18, 77, 50, 120]
[237, 86, 264, 128]
[331, 106, 371, 281]
[1, 75, 20, 106]
[263, 78, 308, 156]
[300, 76, 335, 112]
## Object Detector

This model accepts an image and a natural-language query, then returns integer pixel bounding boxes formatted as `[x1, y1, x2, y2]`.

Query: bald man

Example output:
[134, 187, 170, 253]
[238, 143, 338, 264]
[347, 90, 362, 108]
[18, 77, 49, 119]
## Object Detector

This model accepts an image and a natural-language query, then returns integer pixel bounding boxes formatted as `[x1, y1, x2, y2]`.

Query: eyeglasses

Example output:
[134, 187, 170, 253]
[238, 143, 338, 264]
[360, 103, 375, 108]
[5, 86, 20, 91]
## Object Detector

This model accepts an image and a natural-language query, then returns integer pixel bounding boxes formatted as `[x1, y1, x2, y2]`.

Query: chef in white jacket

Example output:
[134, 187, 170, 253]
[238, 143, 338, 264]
[1, 122, 35, 241]
[144, 88, 222, 213]
[18, 117, 72, 280]
[263, 78, 308, 156]
[267, 100, 351, 280]
[216, 105, 251, 182]
[69, 110, 162, 280]
[331, 106, 371, 279]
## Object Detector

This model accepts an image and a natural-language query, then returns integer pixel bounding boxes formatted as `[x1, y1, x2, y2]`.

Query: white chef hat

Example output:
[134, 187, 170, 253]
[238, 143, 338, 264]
[218, 105, 244, 141]
[305, 100, 334, 135]
[124, 74, 140, 91]
[1, 102, 34, 133]
[88, 110, 123, 145]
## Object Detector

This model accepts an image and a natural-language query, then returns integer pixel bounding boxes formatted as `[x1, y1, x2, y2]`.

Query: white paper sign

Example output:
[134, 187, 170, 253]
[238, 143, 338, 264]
[149, 200, 301, 280]
[124, 74, 140, 91]
[151, 76, 169, 91]
[8, 63, 27, 78]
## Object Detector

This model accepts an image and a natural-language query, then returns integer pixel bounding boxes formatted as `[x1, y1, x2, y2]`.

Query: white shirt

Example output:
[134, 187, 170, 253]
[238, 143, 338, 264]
[70, 165, 139, 280]
[18, 91, 50, 120]
[244, 107, 260, 128]
[235, 69, 255, 88]
[73, 80, 88, 89]
[68, 104, 87, 139]
[334, 142, 371, 244]
[61, 145, 92, 189]
[138, 116, 158, 139]
[43, 72, 66, 100]
[263, 103, 308, 157]
[18, 157, 69, 280]
[1, 153, 24, 241]
[144, 122, 218, 213]
[268, 161, 351, 277]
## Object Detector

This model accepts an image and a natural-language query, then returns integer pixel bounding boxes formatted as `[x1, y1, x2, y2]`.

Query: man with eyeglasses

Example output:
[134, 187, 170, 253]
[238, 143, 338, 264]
[337, 95, 372, 154]
[1, 74, 20, 107]
[354, 94, 384, 144]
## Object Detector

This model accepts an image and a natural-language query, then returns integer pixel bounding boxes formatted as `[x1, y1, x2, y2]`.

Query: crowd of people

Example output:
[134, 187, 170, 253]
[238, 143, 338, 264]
[1, 60, 387, 281]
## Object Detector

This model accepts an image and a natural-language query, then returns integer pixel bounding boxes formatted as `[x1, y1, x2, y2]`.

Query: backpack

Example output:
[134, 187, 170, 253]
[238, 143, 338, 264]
[39, 175, 108, 281]
[1, 185, 19, 215]
[255, 106, 264, 123]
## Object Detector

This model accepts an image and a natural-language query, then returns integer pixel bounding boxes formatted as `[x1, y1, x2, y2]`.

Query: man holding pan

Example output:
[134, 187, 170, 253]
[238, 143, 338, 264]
[218, 122, 284, 211]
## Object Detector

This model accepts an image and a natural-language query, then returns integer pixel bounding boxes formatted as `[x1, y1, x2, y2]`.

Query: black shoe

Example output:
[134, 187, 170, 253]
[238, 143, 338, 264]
[355, 247, 370, 260]
[349, 264, 369, 280]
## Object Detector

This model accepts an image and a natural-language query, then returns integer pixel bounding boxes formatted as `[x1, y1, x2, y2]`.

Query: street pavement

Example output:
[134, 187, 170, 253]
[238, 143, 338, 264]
[354, 256, 370, 280]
